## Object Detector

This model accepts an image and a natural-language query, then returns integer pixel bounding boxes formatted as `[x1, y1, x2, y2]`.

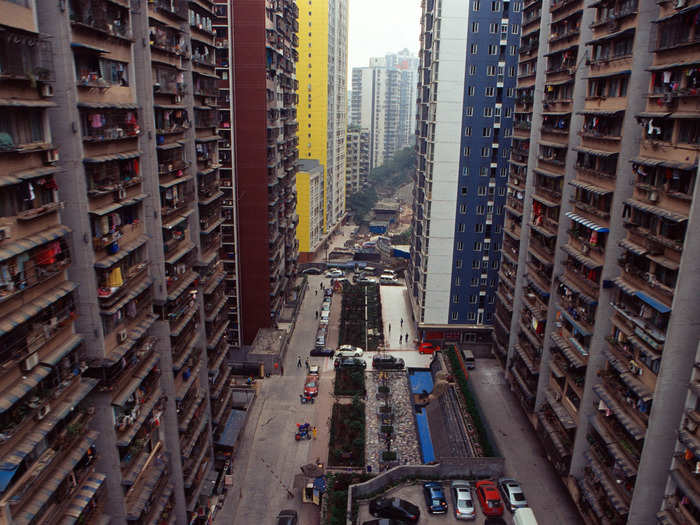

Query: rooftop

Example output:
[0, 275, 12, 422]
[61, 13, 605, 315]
[248, 328, 286, 356]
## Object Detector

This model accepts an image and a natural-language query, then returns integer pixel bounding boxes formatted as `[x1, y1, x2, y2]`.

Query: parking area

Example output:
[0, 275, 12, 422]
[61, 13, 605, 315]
[356, 482, 515, 525]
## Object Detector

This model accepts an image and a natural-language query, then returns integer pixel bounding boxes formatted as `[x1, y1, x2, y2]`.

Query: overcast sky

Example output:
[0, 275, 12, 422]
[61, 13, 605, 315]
[347, 0, 422, 76]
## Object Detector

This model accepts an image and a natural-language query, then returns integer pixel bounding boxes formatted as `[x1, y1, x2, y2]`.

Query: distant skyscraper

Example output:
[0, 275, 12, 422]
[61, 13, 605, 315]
[382, 49, 419, 149]
[296, 0, 348, 261]
[346, 125, 370, 195]
[407, 0, 520, 341]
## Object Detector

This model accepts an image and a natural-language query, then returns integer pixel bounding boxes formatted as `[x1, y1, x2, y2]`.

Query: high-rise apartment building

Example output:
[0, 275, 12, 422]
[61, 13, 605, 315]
[351, 65, 402, 169]
[492, 0, 700, 521]
[379, 49, 420, 149]
[296, 0, 348, 261]
[346, 125, 370, 195]
[407, 0, 520, 341]
[232, 0, 299, 345]
[0, 0, 235, 521]
[296, 159, 324, 256]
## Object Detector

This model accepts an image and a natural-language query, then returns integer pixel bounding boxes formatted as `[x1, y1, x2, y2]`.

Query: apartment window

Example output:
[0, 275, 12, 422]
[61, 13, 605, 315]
[478, 185, 487, 195]
[481, 276, 488, 285]
[488, 44, 498, 55]
[455, 276, 462, 286]
[483, 127, 492, 137]
[473, 241, 482, 251]
[472, 21, 479, 32]
[507, 88, 515, 97]
[1, 109, 44, 146]
[469, 65, 477, 76]
[461, 186, 468, 195]
[464, 126, 472, 137]
[508, 45, 516, 55]
[484, 107, 493, 117]
[485, 87, 495, 96]
[505, 107, 512, 117]
[475, 223, 484, 233]
[468, 312, 476, 320]
[486, 65, 496, 76]
[457, 241, 464, 251]
[480, 166, 489, 177]
[500, 167, 507, 177]
[451, 312, 459, 320]
[484, 240, 491, 252]
[476, 205, 485, 214]
[466, 106, 474, 116]
[464, 146, 471, 157]
[459, 204, 467, 213]
[498, 186, 506, 196]
[472, 260, 480, 269]
[504, 128, 512, 138]
[512, 24, 520, 34]
[468, 86, 476, 96]
[473, 0, 480, 10]
[462, 167, 470, 177]
[497, 205, 504, 214]
[456, 259, 463, 268]
[508, 66, 516, 77]
[489, 23, 498, 33]
[470, 294, 478, 304]
[481, 146, 490, 157]
[492, 259, 499, 269]
[471, 277, 479, 285]
[453, 295, 459, 304]
[470, 43, 478, 54]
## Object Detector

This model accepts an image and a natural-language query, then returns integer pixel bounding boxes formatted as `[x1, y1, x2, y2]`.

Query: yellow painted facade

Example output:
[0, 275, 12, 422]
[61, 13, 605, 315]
[296, 0, 329, 245]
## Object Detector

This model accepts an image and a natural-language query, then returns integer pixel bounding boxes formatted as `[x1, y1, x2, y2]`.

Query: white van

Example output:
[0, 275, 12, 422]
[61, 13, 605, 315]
[513, 507, 538, 525]
[462, 349, 476, 369]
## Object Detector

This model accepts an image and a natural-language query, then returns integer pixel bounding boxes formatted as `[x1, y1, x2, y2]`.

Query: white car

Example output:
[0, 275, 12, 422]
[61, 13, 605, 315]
[325, 269, 344, 278]
[498, 478, 528, 512]
[336, 345, 364, 358]
[451, 481, 476, 520]
[379, 274, 398, 285]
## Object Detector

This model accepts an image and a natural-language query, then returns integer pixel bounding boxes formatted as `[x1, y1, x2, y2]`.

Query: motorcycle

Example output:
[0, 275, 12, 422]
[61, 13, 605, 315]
[300, 393, 315, 404]
[295, 422, 312, 441]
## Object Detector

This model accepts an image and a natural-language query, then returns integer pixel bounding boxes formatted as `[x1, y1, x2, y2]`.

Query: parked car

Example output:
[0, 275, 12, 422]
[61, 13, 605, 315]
[308, 364, 320, 375]
[275, 510, 297, 525]
[423, 482, 448, 514]
[321, 302, 331, 311]
[451, 481, 476, 520]
[310, 347, 334, 357]
[302, 267, 322, 275]
[320, 310, 330, 320]
[498, 478, 528, 512]
[372, 354, 405, 370]
[476, 480, 504, 517]
[362, 520, 408, 525]
[419, 342, 439, 354]
[368, 497, 420, 523]
[379, 274, 398, 285]
[325, 269, 344, 278]
[304, 375, 318, 397]
[324, 288, 333, 297]
[315, 335, 326, 347]
[357, 277, 379, 285]
[336, 345, 364, 357]
[334, 356, 366, 369]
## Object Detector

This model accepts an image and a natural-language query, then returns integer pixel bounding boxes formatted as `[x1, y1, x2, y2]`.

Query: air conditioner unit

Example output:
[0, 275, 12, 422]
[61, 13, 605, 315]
[117, 330, 128, 343]
[44, 149, 59, 164]
[0, 226, 11, 242]
[35, 404, 51, 421]
[40, 84, 54, 98]
[648, 191, 659, 202]
[21, 352, 39, 372]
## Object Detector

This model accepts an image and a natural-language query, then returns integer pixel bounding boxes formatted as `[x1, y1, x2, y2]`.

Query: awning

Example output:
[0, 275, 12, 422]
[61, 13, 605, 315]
[205, 296, 226, 323]
[0, 98, 56, 108]
[62, 472, 106, 522]
[159, 175, 193, 189]
[112, 354, 160, 407]
[586, 69, 631, 79]
[532, 192, 559, 208]
[162, 209, 194, 230]
[527, 245, 554, 267]
[560, 308, 593, 337]
[167, 272, 198, 302]
[544, 388, 577, 430]
[653, 2, 700, 23]
[0, 467, 18, 493]
[530, 222, 557, 238]
[100, 278, 153, 316]
[94, 234, 149, 269]
[193, 70, 219, 80]
[586, 27, 635, 46]
[536, 410, 570, 459]
[669, 112, 700, 119]
[584, 450, 630, 513]
[77, 101, 139, 110]
[199, 190, 224, 206]
[636, 111, 672, 119]
[573, 145, 618, 159]
[625, 198, 688, 222]
[70, 42, 110, 53]
[215, 408, 247, 449]
[170, 307, 197, 337]
[551, 332, 586, 368]
[201, 217, 224, 234]
[630, 156, 696, 171]
[83, 150, 140, 163]
[0, 224, 71, 264]
[589, 415, 638, 478]
[647, 59, 700, 71]
[603, 349, 653, 401]
[636, 290, 671, 314]
[613, 276, 638, 296]
[618, 238, 647, 256]
[116, 386, 162, 447]
[0, 364, 52, 414]
[165, 241, 195, 265]
[577, 109, 625, 117]
[154, 104, 186, 110]
[172, 335, 199, 372]
[512, 344, 538, 375]
[16, 432, 98, 523]
[544, 43, 578, 57]
[539, 140, 568, 149]
[195, 135, 219, 143]
[511, 367, 535, 401]
[545, 78, 575, 87]
[565, 211, 610, 232]
[569, 179, 613, 196]
[207, 320, 229, 349]
[9, 166, 62, 184]
[526, 274, 550, 298]
[198, 164, 221, 177]
[558, 275, 598, 305]
[670, 469, 700, 511]
[89, 193, 147, 215]
[647, 253, 679, 270]
[533, 167, 564, 178]
[0, 282, 77, 338]
[40, 335, 83, 366]
[156, 141, 184, 151]
[204, 272, 225, 295]
[542, 111, 572, 117]
[593, 384, 646, 439]
[561, 243, 602, 268]
[103, 313, 158, 365]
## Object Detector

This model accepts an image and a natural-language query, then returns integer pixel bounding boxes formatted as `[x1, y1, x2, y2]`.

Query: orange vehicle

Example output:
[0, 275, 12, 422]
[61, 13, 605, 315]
[475, 480, 504, 517]
[304, 375, 318, 397]
[419, 342, 440, 354]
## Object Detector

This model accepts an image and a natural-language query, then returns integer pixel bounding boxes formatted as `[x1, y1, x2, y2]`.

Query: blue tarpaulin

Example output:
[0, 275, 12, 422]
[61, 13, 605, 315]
[215, 409, 246, 449]
[635, 291, 671, 314]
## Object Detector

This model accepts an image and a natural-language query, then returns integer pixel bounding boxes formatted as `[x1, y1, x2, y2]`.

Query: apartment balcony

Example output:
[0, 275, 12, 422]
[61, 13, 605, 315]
[175, 357, 202, 402]
[69, 0, 133, 40]
[510, 365, 537, 410]
[210, 364, 232, 400]
[124, 450, 169, 522]
[583, 449, 631, 519]
[79, 105, 140, 142]
[512, 343, 540, 377]
[589, 413, 640, 479]
[178, 391, 205, 433]
[593, 381, 647, 441]
[536, 406, 573, 475]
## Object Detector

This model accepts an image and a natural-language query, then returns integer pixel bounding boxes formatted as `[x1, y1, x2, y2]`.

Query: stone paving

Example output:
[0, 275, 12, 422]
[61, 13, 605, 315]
[365, 369, 422, 471]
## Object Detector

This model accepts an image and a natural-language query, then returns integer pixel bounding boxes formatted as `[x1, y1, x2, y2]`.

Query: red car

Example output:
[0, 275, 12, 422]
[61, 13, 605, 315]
[475, 480, 504, 517]
[419, 342, 439, 354]
[304, 375, 318, 397]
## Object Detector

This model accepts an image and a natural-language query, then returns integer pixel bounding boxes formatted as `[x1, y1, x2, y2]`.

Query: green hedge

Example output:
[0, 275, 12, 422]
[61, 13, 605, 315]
[325, 472, 373, 525]
[445, 346, 495, 457]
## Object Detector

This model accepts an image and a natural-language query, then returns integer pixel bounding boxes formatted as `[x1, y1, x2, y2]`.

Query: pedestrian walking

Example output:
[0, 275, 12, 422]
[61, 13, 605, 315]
[315, 311, 318, 319]
[388, 323, 391, 333]
[297, 355, 302, 368]
[400, 317, 403, 327]
[312, 426, 317, 439]
[315, 290, 318, 296]
[305, 359, 309, 370]
[405, 333, 409, 343]
[399, 334, 403, 344]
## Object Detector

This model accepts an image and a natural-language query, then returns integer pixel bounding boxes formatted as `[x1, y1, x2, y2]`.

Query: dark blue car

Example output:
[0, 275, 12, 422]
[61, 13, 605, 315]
[423, 482, 448, 514]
